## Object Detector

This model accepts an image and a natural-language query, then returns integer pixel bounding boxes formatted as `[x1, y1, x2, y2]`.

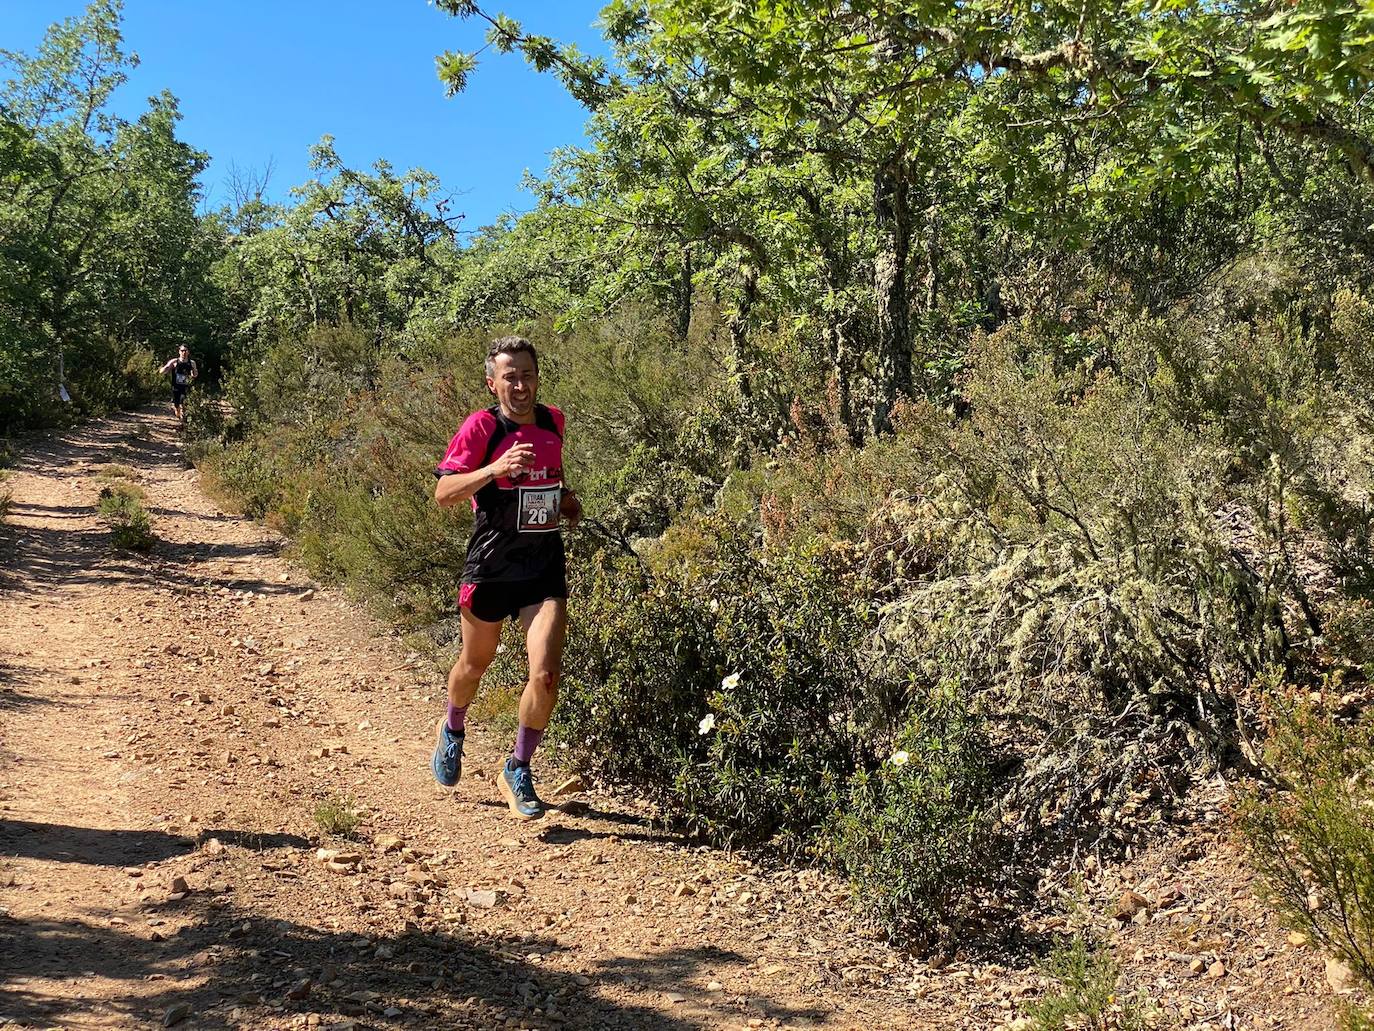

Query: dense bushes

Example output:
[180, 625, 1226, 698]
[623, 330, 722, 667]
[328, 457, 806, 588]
[1244, 707, 1374, 987]
[192, 272, 1374, 944]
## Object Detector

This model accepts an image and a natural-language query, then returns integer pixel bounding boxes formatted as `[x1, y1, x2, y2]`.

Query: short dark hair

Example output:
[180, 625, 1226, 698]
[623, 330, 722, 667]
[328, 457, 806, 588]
[485, 336, 538, 380]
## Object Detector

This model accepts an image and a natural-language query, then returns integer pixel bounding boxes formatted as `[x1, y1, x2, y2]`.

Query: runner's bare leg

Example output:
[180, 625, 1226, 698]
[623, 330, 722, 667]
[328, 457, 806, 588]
[448, 607, 503, 710]
[517, 597, 566, 730]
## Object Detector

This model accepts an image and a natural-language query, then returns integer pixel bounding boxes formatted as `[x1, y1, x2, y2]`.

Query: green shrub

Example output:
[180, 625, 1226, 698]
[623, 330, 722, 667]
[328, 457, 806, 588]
[1027, 935, 1152, 1031]
[94, 463, 137, 482]
[553, 519, 878, 851]
[1243, 705, 1374, 987]
[824, 687, 995, 944]
[97, 482, 146, 512]
[97, 483, 156, 551]
[313, 794, 360, 837]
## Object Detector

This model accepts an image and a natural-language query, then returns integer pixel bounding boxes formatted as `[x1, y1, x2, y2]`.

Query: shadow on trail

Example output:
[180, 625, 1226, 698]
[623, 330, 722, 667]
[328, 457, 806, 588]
[1, 520, 296, 599]
[0, 661, 55, 715]
[0, 821, 310, 867]
[9, 418, 174, 480]
[0, 892, 824, 1030]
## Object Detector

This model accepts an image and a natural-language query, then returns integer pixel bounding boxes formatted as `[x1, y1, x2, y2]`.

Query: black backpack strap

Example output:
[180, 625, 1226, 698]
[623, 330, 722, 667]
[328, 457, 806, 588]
[479, 404, 508, 468]
[534, 403, 562, 439]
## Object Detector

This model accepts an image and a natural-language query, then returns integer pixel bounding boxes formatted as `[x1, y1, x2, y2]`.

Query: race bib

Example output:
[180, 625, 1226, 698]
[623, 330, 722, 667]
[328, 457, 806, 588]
[517, 485, 561, 533]
[175, 373, 190, 386]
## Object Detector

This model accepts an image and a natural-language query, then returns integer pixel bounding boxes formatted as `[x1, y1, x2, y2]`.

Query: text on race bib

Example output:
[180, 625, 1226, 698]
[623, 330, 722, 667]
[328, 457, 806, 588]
[517, 485, 561, 533]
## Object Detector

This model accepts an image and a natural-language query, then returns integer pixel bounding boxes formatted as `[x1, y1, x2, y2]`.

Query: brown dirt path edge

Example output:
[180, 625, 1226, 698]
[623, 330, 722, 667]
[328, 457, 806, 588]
[0, 409, 1342, 1031]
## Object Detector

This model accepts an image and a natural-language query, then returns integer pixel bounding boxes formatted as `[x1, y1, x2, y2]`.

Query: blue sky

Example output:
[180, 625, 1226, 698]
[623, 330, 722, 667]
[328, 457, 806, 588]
[0, 1, 609, 233]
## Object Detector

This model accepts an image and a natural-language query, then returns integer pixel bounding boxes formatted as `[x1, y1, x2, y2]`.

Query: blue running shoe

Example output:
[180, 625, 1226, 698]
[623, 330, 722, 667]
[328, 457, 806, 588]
[499, 759, 544, 820]
[431, 718, 463, 787]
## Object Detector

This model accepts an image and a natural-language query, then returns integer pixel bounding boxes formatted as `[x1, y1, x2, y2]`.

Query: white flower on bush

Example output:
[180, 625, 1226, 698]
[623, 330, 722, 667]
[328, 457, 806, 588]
[721, 672, 741, 689]
[698, 713, 716, 735]
[889, 750, 910, 767]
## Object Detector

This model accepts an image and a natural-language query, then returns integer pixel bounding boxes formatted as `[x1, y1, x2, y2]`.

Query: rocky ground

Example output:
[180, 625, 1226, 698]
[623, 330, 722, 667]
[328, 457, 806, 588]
[0, 410, 1349, 1029]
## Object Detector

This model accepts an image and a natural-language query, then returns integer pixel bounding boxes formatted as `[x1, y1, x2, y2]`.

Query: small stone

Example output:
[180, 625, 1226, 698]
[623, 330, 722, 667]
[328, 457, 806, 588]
[286, 979, 312, 1000]
[299, 589, 316, 601]
[552, 775, 585, 797]
[375, 945, 395, 960]
[1189, 958, 1206, 975]
[375, 834, 404, 852]
[203, 837, 225, 856]
[706, 980, 723, 991]
[1114, 890, 1152, 921]
[673, 883, 696, 898]
[664, 992, 685, 1004]
[465, 889, 503, 909]
[1326, 957, 1358, 993]
[1207, 960, 1226, 979]
[169, 875, 189, 894]
[1288, 931, 1310, 947]
[163, 1003, 192, 1026]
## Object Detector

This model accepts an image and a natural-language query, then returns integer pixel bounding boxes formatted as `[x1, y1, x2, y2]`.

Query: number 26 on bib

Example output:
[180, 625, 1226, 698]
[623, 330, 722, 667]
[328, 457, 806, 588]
[517, 486, 561, 533]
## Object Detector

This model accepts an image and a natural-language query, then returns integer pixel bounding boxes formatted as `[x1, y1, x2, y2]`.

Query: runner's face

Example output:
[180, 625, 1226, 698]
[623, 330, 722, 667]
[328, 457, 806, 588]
[487, 351, 538, 419]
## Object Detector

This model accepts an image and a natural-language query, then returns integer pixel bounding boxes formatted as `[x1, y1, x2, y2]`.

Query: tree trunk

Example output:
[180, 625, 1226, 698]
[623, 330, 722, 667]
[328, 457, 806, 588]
[675, 246, 693, 342]
[727, 258, 758, 409]
[871, 155, 913, 436]
[827, 317, 860, 446]
[726, 258, 759, 466]
[798, 185, 863, 445]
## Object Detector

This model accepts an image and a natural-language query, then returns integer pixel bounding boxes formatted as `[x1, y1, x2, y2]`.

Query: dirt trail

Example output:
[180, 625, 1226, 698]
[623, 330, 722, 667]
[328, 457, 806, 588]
[0, 410, 938, 1030]
[0, 410, 1344, 1031]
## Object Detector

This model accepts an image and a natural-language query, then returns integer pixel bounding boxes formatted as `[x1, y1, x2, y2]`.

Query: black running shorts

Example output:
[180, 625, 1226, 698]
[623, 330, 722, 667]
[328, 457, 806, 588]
[460, 562, 567, 624]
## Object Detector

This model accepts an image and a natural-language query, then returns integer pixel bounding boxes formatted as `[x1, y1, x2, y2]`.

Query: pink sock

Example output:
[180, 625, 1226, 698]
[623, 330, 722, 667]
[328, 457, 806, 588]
[446, 703, 467, 734]
[511, 725, 543, 765]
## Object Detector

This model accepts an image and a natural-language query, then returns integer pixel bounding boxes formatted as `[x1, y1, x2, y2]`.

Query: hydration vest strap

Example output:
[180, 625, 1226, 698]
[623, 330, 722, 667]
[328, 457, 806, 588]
[479, 404, 561, 469]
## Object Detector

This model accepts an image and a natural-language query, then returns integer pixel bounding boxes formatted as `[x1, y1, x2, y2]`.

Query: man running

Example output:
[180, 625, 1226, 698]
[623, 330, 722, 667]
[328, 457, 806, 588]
[431, 336, 581, 819]
[158, 346, 198, 423]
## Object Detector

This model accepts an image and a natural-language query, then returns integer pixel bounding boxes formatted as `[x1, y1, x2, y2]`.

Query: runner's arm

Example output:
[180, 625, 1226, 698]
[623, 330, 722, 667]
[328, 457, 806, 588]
[190, 361, 198, 379]
[435, 467, 496, 508]
[434, 442, 535, 508]
[159, 359, 176, 374]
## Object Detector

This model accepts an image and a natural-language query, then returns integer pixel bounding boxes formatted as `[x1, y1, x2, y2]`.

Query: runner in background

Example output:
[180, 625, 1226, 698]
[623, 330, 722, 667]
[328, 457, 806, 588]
[431, 336, 581, 819]
[158, 346, 198, 424]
